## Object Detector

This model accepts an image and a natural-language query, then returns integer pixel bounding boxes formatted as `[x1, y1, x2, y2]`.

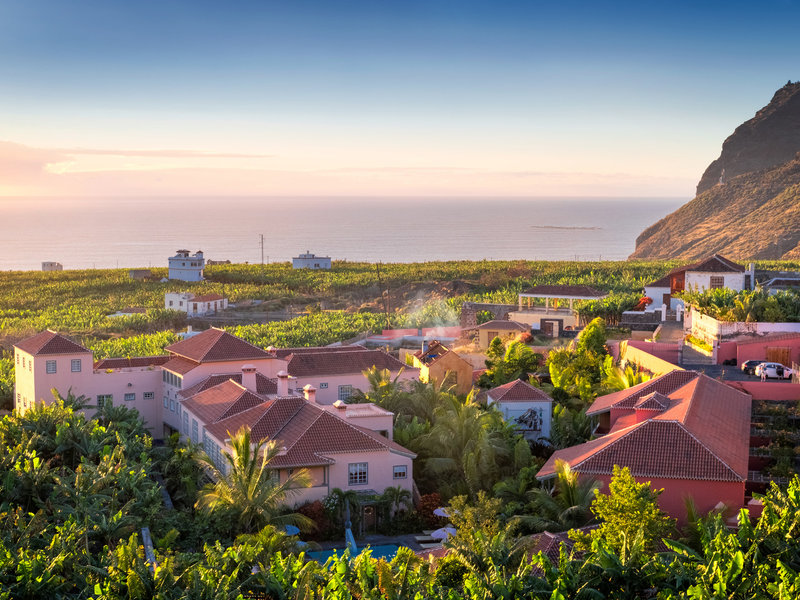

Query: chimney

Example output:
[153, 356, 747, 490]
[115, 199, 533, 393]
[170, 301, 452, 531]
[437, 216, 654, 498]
[277, 370, 289, 396]
[303, 384, 317, 404]
[241, 365, 257, 392]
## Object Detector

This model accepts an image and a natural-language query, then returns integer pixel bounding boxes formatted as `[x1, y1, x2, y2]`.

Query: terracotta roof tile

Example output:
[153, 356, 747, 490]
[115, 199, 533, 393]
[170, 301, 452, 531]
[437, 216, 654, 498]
[539, 373, 751, 483]
[286, 349, 412, 377]
[15, 330, 91, 356]
[273, 345, 368, 359]
[94, 355, 171, 369]
[204, 396, 416, 469]
[166, 328, 274, 362]
[520, 285, 606, 298]
[587, 370, 697, 416]
[635, 391, 669, 411]
[162, 356, 200, 375]
[181, 380, 267, 425]
[645, 275, 672, 288]
[178, 372, 277, 398]
[489, 379, 553, 403]
[684, 254, 745, 273]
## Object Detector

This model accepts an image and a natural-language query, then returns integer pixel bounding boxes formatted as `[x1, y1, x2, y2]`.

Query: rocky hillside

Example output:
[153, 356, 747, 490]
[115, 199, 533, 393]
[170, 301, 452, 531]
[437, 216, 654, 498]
[631, 82, 800, 260]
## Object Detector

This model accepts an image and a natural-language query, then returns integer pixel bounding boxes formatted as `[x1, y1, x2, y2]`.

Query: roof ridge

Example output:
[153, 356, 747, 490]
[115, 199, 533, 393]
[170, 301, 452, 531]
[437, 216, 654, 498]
[263, 397, 312, 445]
[559, 421, 648, 471]
[665, 420, 742, 481]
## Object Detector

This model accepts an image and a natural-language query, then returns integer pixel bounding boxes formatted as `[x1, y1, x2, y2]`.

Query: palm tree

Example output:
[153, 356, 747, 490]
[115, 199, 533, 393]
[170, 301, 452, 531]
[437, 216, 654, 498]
[195, 426, 312, 534]
[524, 460, 599, 532]
[381, 485, 412, 518]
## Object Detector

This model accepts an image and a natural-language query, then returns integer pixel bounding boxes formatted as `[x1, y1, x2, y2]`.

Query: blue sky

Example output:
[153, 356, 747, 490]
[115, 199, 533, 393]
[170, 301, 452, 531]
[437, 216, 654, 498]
[1, 0, 798, 197]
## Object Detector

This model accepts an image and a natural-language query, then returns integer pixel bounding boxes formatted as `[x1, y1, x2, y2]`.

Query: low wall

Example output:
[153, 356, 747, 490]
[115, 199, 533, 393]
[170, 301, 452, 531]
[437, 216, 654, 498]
[724, 381, 800, 402]
[626, 341, 680, 364]
[737, 337, 800, 366]
[619, 340, 681, 375]
[691, 308, 800, 342]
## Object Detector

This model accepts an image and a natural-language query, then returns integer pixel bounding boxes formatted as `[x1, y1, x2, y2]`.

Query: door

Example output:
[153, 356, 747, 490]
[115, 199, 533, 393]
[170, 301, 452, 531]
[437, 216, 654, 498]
[766, 347, 791, 366]
[662, 293, 671, 307]
[542, 321, 554, 337]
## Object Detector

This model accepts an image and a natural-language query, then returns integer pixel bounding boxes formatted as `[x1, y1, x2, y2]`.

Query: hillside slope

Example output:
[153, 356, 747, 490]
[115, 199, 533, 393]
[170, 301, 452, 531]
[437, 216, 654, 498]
[631, 82, 800, 260]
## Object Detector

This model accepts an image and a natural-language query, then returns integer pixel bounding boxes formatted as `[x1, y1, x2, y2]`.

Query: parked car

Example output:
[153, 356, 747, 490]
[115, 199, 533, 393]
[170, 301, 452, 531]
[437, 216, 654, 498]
[754, 362, 793, 379]
[741, 360, 763, 375]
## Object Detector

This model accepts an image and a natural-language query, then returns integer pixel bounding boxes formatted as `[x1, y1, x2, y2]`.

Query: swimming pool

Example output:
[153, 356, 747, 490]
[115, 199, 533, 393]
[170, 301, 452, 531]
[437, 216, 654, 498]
[307, 544, 400, 563]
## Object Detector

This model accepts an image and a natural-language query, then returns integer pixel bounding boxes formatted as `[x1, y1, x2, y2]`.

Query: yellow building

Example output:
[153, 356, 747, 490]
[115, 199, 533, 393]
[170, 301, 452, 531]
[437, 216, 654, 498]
[410, 341, 474, 395]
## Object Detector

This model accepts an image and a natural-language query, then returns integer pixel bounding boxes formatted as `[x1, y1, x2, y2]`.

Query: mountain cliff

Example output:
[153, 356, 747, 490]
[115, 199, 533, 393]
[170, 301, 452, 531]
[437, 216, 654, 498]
[630, 82, 800, 260]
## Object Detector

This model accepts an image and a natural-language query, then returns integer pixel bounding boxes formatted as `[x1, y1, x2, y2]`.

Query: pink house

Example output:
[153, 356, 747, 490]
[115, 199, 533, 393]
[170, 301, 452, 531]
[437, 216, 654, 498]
[538, 371, 752, 522]
[14, 328, 417, 506]
[180, 380, 415, 506]
[279, 348, 418, 404]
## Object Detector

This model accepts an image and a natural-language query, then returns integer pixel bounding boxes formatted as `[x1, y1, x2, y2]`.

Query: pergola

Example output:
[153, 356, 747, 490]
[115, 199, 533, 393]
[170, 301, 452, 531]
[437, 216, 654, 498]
[518, 285, 607, 312]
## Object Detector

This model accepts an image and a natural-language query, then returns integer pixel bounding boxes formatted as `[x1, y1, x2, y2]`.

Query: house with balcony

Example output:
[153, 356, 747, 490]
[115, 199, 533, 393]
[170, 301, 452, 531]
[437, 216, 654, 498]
[507, 285, 607, 337]
[168, 249, 205, 281]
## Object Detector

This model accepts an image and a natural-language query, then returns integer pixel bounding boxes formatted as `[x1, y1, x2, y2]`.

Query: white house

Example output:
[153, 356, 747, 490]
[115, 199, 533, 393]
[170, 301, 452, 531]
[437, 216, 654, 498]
[42, 262, 63, 271]
[487, 379, 553, 442]
[292, 252, 331, 270]
[643, 254, 754, 313]
[165, 292, 228, 316]
[169, 250, 205, 281]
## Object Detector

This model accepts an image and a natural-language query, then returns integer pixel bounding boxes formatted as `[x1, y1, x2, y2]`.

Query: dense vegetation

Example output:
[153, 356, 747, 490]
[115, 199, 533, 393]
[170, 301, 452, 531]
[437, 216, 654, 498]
[681, 286, 800, 322]
[7, 397, 800, 598]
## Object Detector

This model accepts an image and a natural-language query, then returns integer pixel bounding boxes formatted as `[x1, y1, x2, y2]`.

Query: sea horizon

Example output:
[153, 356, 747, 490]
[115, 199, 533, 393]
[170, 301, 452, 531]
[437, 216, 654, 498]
[0, 195, 686, 271]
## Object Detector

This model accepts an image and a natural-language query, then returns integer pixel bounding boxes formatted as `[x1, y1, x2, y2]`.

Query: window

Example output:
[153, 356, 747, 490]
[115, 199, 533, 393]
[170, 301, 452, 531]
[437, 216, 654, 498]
[179, 301, 183, 307]
[319, 382, 329, 389]
[169, 300, 173, 307]
[338, 385, 355, 401]
[192, 419, 198, 443]
[71, 359, 81, 372]
[170, 399, 175, 412]
[710, 276, 724, 289]
[143, 392, 154, 400]
[348, 462, 368, 486]
[46, 360, 57, 374]
[124, 393, 135, 402]
[183, 413, 189, 435]
[393, 465, 407, 479]
[163, 396, 169, 408]
[97, 394, 112, 409]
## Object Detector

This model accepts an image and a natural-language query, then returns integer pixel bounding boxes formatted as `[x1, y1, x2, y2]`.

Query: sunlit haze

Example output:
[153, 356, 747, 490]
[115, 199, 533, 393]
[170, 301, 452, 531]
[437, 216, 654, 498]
[1, 0, 799, 198]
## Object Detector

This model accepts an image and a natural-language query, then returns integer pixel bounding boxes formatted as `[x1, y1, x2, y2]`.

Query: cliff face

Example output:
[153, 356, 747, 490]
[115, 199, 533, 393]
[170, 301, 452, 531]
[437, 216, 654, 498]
[631, 82, 800, 260]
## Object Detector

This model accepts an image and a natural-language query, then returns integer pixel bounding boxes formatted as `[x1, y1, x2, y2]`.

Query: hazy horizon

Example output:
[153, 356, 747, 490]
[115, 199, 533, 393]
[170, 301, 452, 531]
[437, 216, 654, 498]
[1, 1, 799, 199]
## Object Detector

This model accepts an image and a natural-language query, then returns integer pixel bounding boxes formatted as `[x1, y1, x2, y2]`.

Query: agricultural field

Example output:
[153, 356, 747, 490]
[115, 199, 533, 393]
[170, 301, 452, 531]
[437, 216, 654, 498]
[9, 257, 799, 409]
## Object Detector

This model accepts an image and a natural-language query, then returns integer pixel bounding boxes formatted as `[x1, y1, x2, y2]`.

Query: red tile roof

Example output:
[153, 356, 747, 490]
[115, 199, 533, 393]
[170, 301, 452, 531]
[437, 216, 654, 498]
[181, 380, 266, 425]
[539, 373, 751, 483]
[204, 395, 415, 468]
[285, 349, 412, 377]
[587, 370, 697, 416]
[273, 345, 368, 359]
[476, 320, 529, 331]
[520, 285, 606, 298]
[178, 372, 277, 398]
[94, 355, 171, 369]
[413, 341, 450, 366]
[488, 379, 553, 403]
[15, 330, 91, 356]
[635, 391, 669, 411]
[645, 274, 672, 288]
[165, 328, 274, 362]
[161, 356, 200, 375]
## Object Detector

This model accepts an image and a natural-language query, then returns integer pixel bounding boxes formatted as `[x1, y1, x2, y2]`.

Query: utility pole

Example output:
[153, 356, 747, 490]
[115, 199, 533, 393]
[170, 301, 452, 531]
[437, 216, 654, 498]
[375, 262, 391, 330]
[260, 234, 264, 266]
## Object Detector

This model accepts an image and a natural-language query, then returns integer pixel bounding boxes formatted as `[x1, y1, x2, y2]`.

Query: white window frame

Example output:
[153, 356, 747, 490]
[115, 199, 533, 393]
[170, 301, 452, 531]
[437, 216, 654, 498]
[338, 385, 355, 402]
[46, 360, 57, 374]
[124, 393, 135, 402]
[143, 392, 154, 400]
[393, 465, 407, 479]
[348, 462, 368, 486]
[97, 394, 112, 409]
[319, 382, 329, 389]
[71, 359, 81, 372]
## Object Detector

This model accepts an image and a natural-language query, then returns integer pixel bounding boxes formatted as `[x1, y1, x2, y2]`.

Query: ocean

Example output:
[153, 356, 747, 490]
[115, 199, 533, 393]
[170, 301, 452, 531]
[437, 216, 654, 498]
[0, 196, 684, 271]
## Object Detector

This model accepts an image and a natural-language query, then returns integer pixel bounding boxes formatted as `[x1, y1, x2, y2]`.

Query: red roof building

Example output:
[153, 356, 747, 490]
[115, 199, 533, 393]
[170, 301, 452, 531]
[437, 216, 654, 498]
[539, 372, 752, 522]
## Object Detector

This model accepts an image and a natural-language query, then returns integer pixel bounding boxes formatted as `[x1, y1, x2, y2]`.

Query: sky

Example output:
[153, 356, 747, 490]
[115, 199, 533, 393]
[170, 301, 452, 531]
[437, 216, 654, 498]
[1, 0, 799, 198]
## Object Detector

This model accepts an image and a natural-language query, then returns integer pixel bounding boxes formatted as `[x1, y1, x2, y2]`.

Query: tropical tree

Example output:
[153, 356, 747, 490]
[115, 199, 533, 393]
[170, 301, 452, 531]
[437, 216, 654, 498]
[524, 459, 600, 532]
[195, 426, 312, 534]
[478, 339, 543, 388]
[381, 485, 412, 518]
